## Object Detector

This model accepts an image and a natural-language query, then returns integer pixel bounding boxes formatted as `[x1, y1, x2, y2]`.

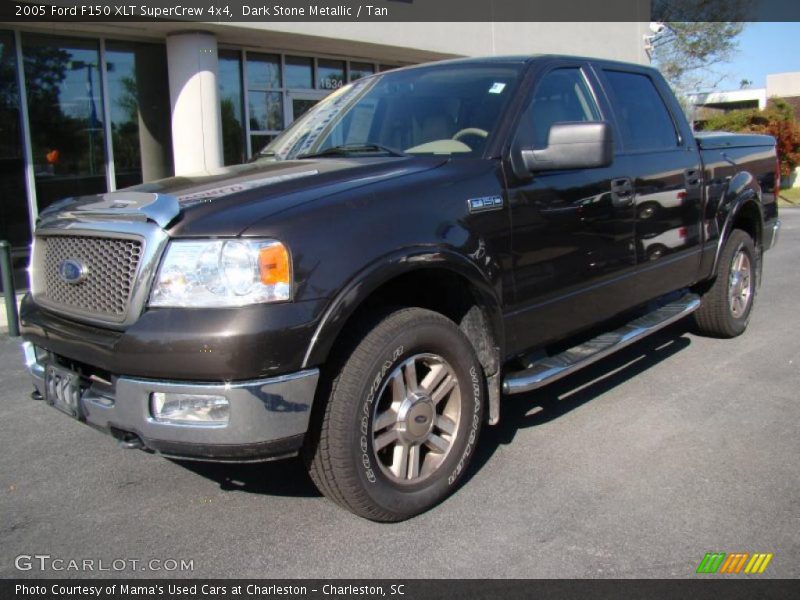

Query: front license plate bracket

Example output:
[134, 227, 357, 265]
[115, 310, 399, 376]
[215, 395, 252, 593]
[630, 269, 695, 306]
[44, 364, 85, 419]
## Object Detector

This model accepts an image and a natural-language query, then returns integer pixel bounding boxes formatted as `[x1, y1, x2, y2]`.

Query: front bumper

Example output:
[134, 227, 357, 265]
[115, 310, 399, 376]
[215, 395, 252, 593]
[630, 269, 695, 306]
[23, 342, 318, 461]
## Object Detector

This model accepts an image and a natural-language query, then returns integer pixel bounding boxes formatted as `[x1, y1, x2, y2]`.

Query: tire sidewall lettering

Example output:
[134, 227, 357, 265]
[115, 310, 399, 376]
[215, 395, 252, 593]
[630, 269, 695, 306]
[359, 345, 404, 485]
[447, 365, 482, 486]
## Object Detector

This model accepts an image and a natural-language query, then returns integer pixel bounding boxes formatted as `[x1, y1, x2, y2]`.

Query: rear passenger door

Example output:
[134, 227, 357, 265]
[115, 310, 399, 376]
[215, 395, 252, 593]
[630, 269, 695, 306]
[593, 65, 704, 305]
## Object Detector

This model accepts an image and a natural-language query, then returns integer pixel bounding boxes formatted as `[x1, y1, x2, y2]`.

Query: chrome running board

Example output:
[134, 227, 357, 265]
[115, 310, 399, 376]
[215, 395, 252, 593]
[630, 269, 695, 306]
[502, 293, 701, 395]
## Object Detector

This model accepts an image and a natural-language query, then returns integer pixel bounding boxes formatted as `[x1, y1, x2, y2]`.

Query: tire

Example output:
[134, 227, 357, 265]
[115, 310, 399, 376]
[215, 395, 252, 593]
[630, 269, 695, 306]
[694, 229, 757, 338]
[304, 308, 485, 522]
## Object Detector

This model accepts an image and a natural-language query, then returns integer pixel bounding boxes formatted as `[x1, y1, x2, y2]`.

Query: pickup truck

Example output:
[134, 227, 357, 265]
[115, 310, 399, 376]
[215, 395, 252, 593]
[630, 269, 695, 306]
[20, 55, 780, 521]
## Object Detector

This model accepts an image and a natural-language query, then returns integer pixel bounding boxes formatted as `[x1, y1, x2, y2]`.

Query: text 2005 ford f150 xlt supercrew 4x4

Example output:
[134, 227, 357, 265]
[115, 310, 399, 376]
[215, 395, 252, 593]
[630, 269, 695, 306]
[21, 56, 780, 521]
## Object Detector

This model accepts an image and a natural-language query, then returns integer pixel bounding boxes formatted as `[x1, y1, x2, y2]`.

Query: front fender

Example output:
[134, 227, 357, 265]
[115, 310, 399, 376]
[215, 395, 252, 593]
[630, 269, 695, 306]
[301, 246, 504, 370]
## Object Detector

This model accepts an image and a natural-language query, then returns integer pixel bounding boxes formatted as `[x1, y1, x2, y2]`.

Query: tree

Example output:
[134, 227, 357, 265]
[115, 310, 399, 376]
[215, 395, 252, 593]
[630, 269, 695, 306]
[648, 0, 751, 99]
[650, 21, 746, 98]
[701, 99, 800, 179]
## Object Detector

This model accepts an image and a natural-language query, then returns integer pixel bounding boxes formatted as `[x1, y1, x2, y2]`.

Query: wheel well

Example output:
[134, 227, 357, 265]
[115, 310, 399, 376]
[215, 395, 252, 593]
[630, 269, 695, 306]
[330, 269, 501, 377]
[732, 201, 762, 248]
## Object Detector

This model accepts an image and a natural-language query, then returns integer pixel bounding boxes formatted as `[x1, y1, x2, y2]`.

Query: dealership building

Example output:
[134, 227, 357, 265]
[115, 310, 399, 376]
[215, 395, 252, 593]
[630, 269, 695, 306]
[0, 16, 650, 284]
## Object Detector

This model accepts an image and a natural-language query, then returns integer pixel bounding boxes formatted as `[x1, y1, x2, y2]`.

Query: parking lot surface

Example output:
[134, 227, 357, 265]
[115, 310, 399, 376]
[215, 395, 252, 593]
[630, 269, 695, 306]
[1, 211, 798, 579]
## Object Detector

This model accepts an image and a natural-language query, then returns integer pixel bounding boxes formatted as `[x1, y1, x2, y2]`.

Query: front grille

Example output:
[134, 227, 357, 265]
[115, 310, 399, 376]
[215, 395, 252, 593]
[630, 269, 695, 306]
[37, 235, 143, 320]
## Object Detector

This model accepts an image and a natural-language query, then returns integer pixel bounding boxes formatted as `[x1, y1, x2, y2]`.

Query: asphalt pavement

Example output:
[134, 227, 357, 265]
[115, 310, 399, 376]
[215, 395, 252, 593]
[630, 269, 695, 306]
[1, 211, 798, 579]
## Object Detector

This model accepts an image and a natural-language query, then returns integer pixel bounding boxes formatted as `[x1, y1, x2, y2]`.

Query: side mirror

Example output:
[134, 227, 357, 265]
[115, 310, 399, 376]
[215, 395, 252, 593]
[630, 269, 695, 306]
[521, 121, 613, 173]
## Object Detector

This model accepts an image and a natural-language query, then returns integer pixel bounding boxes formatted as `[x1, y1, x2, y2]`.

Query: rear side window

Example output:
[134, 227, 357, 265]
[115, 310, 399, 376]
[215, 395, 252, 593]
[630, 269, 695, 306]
[518, 68, 601, 149]
[603, 70, 678, 151]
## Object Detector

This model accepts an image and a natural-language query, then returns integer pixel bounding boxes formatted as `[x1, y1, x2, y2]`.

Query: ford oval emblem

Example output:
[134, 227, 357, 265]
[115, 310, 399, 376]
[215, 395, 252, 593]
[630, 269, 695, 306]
[414, 415, 428, 424]
[58, 259, 88, 284]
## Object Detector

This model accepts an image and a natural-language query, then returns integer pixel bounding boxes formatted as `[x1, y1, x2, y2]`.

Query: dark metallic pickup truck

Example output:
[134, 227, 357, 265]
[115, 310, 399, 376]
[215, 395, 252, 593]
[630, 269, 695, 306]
[21, 55, 780, 521]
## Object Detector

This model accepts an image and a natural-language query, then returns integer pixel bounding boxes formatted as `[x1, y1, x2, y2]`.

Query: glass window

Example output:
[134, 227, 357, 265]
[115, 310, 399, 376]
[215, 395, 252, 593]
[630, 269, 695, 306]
[219, 49, 245, 165]
[0, 31, 31, 254]
[285, 56, 313, 89]
[246, 52, 280, 89]
[248, 91, 283, 131]
[317, 59, 345, 90]
[379, 65, 398, 72]
[263, 63, 523, 160]
[289, 97, 319, 123]
[250, 133, 278, 154]
[349, 62, 375, 82]
[519, 68, 601, 149]
[22, 34, 107, 211]
[603, 70, 678, 151]
[105, 41, 173, 187]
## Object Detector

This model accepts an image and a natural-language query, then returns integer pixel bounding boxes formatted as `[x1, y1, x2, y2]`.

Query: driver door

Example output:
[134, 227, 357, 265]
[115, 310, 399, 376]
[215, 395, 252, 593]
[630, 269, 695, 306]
[504, 64, 637, 354]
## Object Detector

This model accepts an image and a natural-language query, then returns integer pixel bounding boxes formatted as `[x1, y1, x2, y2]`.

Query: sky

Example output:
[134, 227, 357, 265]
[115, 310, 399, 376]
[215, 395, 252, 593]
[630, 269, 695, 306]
[716, 22, 800, 91]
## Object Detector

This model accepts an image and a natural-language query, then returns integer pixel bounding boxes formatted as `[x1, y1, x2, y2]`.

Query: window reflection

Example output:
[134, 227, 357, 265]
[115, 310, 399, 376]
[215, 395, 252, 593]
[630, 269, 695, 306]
[317, 59, 345, 90]
[285, 56, 313, 89]
[0, 31, 31, 251]
[247, 53, 281, 89]
[219, 49, 245, 165]
[349, 62, 375, 82]
[22, 34, 106, 211]
[105, 41, 172, 187]
[248, 91, 283, 131]
[247, 52, 284, 156]
[250, 133, 277, 154]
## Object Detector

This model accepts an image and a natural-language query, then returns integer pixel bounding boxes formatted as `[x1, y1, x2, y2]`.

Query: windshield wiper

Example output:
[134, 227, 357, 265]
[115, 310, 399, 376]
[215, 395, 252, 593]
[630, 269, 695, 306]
[296, 143, 407, 159]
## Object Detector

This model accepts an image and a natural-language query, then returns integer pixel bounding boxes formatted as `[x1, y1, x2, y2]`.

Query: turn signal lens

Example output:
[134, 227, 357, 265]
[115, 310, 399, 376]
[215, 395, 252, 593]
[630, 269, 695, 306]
[259, 242, 291, 286]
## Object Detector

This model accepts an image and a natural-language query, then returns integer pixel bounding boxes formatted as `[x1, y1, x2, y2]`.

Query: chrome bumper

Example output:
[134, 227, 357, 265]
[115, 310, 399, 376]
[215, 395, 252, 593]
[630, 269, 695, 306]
[22, 342, 318, 460]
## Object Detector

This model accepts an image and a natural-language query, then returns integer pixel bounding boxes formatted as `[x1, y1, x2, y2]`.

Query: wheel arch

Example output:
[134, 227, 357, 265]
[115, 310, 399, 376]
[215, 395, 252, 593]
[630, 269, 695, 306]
[302, 248, 505, 385]
[712, 181, 764, 278]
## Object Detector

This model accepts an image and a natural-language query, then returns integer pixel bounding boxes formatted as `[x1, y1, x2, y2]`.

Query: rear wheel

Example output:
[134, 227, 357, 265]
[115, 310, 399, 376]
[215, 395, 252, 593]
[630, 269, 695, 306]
[304, 308, 485, 521]
[694, 229, 757, 338]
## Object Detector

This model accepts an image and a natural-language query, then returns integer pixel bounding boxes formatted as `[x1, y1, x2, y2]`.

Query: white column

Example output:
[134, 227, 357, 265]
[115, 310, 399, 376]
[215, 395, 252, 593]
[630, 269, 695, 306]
[166, 31, 223, 175]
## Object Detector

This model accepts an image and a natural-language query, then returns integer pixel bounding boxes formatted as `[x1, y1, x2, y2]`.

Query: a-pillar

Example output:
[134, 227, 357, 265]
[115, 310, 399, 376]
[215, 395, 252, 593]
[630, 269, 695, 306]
[166, 31, 223, 175]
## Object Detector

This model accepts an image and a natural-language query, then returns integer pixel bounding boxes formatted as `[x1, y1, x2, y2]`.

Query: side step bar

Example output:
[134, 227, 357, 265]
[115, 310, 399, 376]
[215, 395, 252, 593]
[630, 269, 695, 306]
[502, 293, 701, 395]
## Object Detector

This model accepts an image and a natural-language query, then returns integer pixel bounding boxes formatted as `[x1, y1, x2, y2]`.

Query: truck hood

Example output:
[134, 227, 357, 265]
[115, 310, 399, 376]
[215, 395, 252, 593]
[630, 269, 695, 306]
[37, 156, 447, 236]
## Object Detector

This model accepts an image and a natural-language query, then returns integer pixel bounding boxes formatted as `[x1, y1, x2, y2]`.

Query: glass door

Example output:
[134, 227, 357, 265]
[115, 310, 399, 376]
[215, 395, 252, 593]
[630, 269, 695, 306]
[285, 90, 328, 127]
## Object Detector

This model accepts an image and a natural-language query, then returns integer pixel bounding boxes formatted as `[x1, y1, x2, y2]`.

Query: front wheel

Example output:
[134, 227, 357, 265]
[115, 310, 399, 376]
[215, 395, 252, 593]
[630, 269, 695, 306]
[694, 229, 757, 338]
[304, 308, 485, 522]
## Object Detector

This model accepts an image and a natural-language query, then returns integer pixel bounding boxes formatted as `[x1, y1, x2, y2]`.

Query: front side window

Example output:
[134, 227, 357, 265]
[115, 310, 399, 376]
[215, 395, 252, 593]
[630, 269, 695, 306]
[603, 70, 678, 151]
[258, 63, 523, 160]
[517, 68, 601, 149]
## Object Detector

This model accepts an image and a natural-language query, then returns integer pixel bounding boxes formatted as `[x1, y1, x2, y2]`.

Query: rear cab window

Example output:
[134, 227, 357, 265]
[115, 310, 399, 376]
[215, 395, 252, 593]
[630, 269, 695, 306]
[600, 69, 679, 152]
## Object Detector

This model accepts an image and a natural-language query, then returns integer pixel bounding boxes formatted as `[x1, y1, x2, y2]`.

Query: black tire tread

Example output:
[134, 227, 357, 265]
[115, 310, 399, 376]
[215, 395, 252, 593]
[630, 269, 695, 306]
[694, 229, 755, 338]
[306, 308, 468, 522]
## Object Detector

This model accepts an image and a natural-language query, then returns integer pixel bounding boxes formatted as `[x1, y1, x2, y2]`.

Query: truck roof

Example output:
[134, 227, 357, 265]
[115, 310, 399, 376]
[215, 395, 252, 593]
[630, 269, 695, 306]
[390, 54, 657, 71]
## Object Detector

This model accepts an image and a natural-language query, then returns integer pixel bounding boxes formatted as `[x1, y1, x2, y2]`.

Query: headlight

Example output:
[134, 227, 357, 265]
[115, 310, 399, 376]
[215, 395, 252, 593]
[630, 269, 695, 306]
[149, 239, 291, 307]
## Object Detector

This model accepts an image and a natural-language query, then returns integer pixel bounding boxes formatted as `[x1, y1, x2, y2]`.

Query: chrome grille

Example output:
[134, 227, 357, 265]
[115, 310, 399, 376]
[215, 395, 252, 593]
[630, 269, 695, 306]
[37, 235, 143, 319]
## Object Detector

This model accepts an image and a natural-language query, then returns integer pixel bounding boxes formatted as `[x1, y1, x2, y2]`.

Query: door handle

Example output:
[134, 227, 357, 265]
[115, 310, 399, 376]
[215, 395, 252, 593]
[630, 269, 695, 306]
[684, 168, 703, 190]
[611, 177, 634, 207]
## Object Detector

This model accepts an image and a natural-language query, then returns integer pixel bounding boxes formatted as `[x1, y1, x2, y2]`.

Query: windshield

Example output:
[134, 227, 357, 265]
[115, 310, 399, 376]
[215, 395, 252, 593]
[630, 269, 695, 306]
[259, 62, 524, 160]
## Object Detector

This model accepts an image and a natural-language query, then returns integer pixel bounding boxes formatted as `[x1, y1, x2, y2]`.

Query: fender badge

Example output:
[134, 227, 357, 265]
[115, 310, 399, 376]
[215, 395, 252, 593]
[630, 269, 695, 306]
[467, 195, 504, 214]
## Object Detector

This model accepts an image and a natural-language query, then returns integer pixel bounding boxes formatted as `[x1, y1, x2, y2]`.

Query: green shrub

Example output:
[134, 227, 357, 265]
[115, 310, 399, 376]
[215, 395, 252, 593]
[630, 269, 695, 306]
[701, 99, 800, 177]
